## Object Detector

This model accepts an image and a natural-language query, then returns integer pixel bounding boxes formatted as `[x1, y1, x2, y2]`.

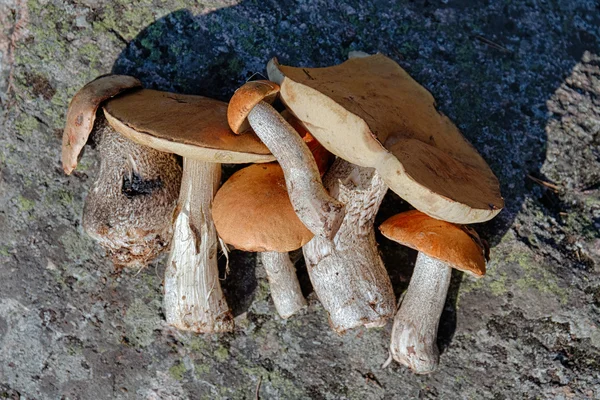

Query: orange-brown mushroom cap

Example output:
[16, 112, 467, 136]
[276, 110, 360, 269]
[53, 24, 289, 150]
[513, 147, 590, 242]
[103, 89, 274, 164]
[379, 210, 486, 277]
[213, 163, 314, 253]
[62, 75, 142, 174]
[227, 80, 280, 134]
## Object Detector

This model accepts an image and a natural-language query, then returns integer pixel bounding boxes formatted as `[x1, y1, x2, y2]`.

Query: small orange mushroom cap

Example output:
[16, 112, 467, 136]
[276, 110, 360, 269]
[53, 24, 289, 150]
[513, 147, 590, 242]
[227, 80, 280, 134]
[379, 210, 487, 277]
[213, 163, 313, 252]
[62, 75, 141, 174]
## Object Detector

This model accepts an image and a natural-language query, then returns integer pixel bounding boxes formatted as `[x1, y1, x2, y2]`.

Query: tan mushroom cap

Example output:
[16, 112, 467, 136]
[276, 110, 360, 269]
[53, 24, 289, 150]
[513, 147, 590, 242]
[103, 89, 275, 164]
[267, 54, 503, 224]
[227, 80, 280, 134]
[379, 210, 486, 277]
[213, 163, 314, 252]
[62, 75, 142, 174]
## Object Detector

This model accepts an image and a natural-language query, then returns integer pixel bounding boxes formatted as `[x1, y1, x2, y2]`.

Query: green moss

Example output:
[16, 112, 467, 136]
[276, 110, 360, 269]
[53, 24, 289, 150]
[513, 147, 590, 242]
[14, 114, 39, 137]
[194, 362, 210, 377]
[507, 250, 568, 304]
[213, 346, 229, 362]
[188, 337, 208, 353]
[169, 362, 187, 381]
[123, 299, 161, 347]
[488, 273, 508, 296]
[17, 195, 35, 212]
[0, 247, 10, 257]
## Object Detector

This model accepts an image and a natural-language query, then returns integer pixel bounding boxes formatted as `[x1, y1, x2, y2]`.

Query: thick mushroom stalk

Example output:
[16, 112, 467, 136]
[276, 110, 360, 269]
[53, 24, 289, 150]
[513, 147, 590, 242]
[83, 118, 181, 267]
[261, 252, 307, 318]
[303, 159, 396, 333]
[163, 160, 233, 332]
[228, 82, 345, 239]
[390, 252, 451, 374]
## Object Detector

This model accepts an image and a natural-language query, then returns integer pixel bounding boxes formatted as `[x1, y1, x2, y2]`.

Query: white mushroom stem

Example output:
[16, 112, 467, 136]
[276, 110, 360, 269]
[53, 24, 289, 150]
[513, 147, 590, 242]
[163, 159, 233, 333]
[390, 252, 452, 374]
[260, 251, 307, 319]
[303, 159, 395, 333]
[247, 101, 345, 239]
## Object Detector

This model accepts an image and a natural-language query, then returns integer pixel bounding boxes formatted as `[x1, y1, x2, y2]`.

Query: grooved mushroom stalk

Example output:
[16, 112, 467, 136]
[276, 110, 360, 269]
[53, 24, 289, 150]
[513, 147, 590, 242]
[390, 253, 451, 374]
[228, 82, 345, 239]
[303, 158, 396, 332]
[163, 160, 233, 332]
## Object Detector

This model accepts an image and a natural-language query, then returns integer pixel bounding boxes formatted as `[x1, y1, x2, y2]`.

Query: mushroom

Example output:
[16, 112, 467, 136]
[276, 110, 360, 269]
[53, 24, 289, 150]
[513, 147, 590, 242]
[213, 114, 334, 319]
[267, 54, 502, 332]
[267, 54, 504, 224]
[302, 158, 396, 332]
[227, 80, 345, 239]
[379, 210, 488, 374]
[213, 163, 312, 319]
[62, 75, 182, 267]
[103, 89, 274, 333]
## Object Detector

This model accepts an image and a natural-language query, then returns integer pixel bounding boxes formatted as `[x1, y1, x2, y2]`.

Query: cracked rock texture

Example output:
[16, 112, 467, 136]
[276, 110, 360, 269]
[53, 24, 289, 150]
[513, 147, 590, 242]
[1, 0, 599, 399]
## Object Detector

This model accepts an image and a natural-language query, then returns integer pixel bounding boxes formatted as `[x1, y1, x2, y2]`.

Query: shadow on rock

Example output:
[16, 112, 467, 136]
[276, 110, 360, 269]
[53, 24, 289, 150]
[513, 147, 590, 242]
[109, 1, 596, 347]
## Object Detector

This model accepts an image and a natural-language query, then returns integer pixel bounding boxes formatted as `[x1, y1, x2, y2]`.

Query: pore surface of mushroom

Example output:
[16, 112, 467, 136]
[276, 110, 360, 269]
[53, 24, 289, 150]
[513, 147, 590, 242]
[62, 75, 182, 267]
[228, 80, 345, 239]
[213, 162, 312, 319]
[303, 158, 396, 333]
[104, 89, 274, 333]
[380, 210, 487, 374]
[267, 54, 504, 224]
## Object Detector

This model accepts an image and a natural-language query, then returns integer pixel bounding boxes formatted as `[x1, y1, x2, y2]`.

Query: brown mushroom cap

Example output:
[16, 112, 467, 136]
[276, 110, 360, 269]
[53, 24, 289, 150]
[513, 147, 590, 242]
[62, 75, 141, 175]
[227, 80, 280, 134]
[267, 54, 503, 224]
[103, 89, 275, 164]
[379, 210, 486, 277]
[213, 163, 314, 252]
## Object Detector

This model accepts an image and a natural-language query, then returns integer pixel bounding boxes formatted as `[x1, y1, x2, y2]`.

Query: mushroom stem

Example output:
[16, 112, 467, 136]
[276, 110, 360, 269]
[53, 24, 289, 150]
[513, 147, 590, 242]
[260, 251, 307, 319]
[247, 101, 345, 239]
[302, 159, 395, 333]
[82, 117, 181, 267]
[163, 159, 233, 333]
[390, 252, 451, 374]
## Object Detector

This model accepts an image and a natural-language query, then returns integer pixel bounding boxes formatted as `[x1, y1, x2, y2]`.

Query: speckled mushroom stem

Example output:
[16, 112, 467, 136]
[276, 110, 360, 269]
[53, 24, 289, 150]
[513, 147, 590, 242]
[260, 251, 307, 319]
[390, 252, 452, 374]
[247, 102, 345, 239]
[302, 159, 396, 333]
[82, 118, 181, 268]
[163, 159, 234, 333]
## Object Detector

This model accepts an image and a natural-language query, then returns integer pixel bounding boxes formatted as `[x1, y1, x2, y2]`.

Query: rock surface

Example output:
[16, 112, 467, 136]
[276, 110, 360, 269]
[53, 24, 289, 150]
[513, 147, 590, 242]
[1, 0, 599, 398]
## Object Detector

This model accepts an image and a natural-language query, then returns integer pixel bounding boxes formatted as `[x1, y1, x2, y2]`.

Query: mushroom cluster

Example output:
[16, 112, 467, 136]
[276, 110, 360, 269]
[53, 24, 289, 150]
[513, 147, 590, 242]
[62, 53, 503, 374]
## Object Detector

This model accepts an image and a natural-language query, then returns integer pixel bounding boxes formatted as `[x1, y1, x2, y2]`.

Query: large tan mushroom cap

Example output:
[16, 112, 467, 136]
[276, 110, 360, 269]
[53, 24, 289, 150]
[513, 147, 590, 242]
[379, 210, 486, 277]
[268, 54, 504, 224]
[62, 75, 141, 174]
[103, 89, 275, 164]
[228, 80, 280, 134]
[213, 163, 314, 252]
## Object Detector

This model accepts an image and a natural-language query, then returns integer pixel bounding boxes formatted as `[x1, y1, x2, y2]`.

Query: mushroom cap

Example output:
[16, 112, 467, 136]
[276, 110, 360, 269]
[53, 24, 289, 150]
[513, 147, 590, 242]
[228, 80, 280, 134]
[62, 75, 142, 175]
[213, 162, 314, 252]
[379, 210, 486, 277]
[267, 54, 503, 224]
[103, 89, 275, 164]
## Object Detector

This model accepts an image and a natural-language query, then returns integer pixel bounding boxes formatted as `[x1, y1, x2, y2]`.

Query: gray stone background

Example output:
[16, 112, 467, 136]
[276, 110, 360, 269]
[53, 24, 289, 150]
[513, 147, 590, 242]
[1, 0, 599, 398]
